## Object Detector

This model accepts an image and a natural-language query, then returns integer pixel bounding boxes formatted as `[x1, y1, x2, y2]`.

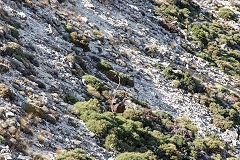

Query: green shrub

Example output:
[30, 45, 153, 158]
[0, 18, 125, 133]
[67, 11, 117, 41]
[70, 32, 89, 52]
[193, 139, 207, 151]
[213, 115, 234, 131]
[104, 70, 134, 87]
[97, 60, 113, 72]
[191, 24, 208, 46]
[157, 143, 179, 159]
[8, 25, 19, 38]
[172, 80, 181, 88]
[65, 24, 75, 33]
[74, 98, 101, 115]
[104, 133, 122, 151]
[131, 99, 148, 108]
[206, 140, 223, 154]
[86, 119, 112, 137]
[5, 42, 26, 61]
[170, 135, 187, 149]
[123, 109, 144, 121]
[115, 152, 156, 160]
[0, 136, 5, 144]
[92, 30, 104, 40]
[163, 68, 200, 93]
[82, 75, 105, 91]
[73, 98, 233, 159]
[63, 93, 79, 104]
[96, 60, 134, 87]
[163, 67, 177, 80]
[55, 148, 94, 160]
[218, 8, 237, 21]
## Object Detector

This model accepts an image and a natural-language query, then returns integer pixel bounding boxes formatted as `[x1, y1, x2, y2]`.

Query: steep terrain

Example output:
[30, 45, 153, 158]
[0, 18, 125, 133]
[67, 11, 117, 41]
[0, 0, 240, 159]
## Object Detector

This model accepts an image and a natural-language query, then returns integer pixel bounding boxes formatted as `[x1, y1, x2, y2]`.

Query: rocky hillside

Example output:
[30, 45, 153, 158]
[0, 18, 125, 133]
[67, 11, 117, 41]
[0, 0, 240, 159]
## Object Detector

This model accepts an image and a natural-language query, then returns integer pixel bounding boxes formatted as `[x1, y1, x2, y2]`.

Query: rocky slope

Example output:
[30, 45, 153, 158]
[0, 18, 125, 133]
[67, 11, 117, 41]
[0, 0, 240, 159]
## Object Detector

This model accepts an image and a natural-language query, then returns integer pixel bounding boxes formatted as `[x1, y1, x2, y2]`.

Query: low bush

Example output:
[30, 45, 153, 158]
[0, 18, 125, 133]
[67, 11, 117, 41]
[8, 25, 19, 38]
[74, 98, 102, 115]
[70, 32, 90, 52]
[0, 136, 5, 144]
[82, 75, 106, 91]
[96, 60, 113, 72]
[73, 99, 232, 159]
[55, 148, 94, 160]
[97, 60, 134, 87]
[163, 67, 202, 93]
[65, 24, 75, 33]
[115, 152, 157, 160]
[218, 8, 237, 21]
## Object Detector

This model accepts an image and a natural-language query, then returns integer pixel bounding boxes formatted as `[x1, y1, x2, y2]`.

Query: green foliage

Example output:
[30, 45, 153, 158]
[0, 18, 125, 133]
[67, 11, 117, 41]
[63, 93, 79, 104]
[191, 23, 208, 46]
[218, 8, 237, 21]
[82, 75, 105, 91]
[73, 98, 232, 159]
[55, 148, 94, 160]
[96, 60, 134, 87]
[86, 119, 112, 137]
[131, 99, 148, 108]
[163, 67, 178, 80]
[92, 30, 104, 40]
[8, 25, 19, 38]
[104, 70, 134, 87]
[70, 32, 90, 52]
[157, 143, 178, 160]
[97, 60, 113, 72]
[193, 139, 207, 151]
[153, 0, 200, 25]
[115, 152, 157, 160]
[0, 136, 5, 144]
[65, 24, 75, 33]
[170, 135, 186, 149]
[74, 98, 101, 115]
[123, 109, 144, 121]
[163, 67, 201, 93]
[5, 42, 26, 61]
[206, 139, 224, 154]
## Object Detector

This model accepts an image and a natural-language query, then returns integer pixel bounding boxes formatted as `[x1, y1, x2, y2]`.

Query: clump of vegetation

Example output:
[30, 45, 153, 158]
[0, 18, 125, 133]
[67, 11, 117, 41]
[55, 148, 94, 160]
[97, 60, 113, 72]
[73, 98, 234, 159]
[8, 25, 19, 38]
[64, 23, 90, 52]
[153, 0, 200, 28]
[70, 32, 90, 52]
[0, 83, 13, 99]
[218, 8, 237, 21]
[75, 56, 87, 72]
[163, 67, 202, 93]
[0, 136, 5, 144]
[96, 60, 134, 87]
[115, 152, 157, 160]
[131, 98, 148, 108]
[65, 24, 75, 33]
[162, 66, 240, 131]
[62, 93, 79, 105]
[92, 30, 104, 40]
[4, 42, 26, 61]
[82, 75, 108, 91]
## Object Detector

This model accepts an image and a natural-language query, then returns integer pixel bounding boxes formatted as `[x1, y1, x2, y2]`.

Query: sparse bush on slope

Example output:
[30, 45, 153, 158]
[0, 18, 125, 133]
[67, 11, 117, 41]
[73, 98, 235, 159]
